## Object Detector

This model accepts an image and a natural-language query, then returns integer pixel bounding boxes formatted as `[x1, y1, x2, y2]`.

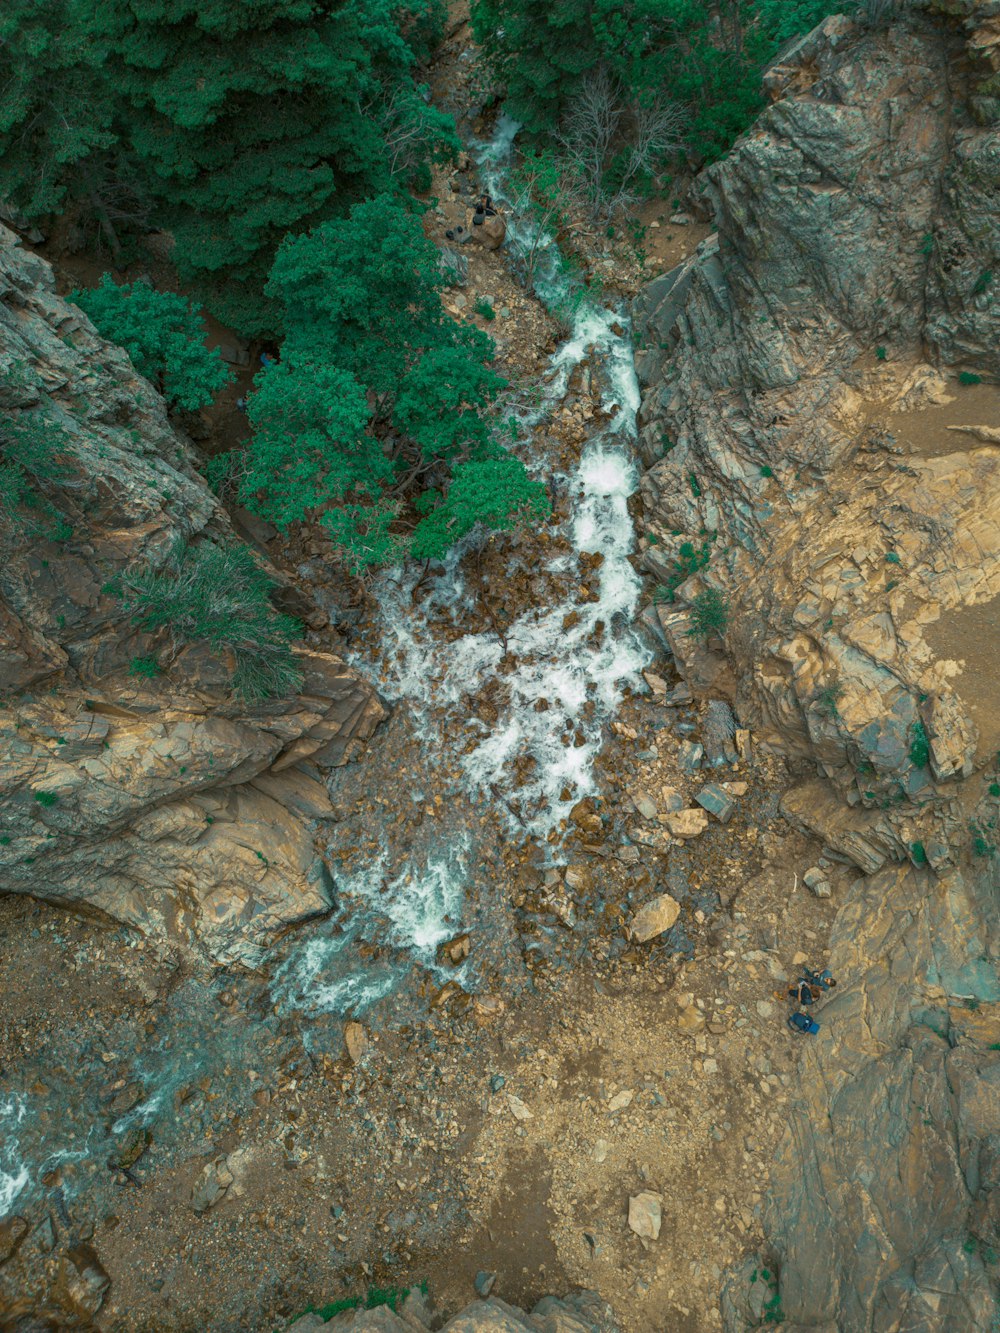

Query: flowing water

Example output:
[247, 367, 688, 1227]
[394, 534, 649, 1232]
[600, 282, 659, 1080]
[276, 116, 650, 1015]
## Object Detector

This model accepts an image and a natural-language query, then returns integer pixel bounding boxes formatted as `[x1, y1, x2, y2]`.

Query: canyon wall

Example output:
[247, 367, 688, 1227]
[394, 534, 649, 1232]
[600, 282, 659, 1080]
[634, 1, 1000, 1327]
[0, 228, 387, 964]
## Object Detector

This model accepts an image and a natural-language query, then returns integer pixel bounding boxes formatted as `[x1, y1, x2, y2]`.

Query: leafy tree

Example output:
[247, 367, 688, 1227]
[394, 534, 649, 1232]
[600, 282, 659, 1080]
[266, 193, 449, 397]
[85, 0, 455, 332]
[71, 277, 231, 410]
[411, 458, 550, 560]
[0, 0, 127, 244]
[241, 356, 388, 527]
[116, 539, 302, 701]
[238, 195, 546, 570]
[473, 0, 846, 167]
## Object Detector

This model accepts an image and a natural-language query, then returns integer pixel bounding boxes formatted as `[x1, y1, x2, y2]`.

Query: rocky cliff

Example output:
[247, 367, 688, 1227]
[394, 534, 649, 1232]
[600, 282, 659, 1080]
[633, 1, 1000, 1328]
[0, 226, 387, 964]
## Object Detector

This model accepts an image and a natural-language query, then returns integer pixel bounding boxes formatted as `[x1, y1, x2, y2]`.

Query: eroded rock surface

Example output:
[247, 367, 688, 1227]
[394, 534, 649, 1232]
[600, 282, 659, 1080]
[0, 227, 387, 962]
[633, 2, 1000, 1327]
[290, 1290, 619, 1333]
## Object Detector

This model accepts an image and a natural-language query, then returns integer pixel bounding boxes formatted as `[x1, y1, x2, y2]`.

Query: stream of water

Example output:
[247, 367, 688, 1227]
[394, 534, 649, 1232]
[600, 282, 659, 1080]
[277, 117, 649, 1016]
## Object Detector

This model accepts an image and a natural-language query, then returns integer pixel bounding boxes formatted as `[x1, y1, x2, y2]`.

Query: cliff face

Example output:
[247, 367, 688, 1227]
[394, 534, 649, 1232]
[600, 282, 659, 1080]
[0, 227, 387, 964]
[633, 2, 1000, 1328]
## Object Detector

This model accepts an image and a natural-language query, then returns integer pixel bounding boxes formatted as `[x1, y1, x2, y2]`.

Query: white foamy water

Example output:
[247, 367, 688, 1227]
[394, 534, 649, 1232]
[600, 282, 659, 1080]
[358, 118, 649, 839]
[275, 837, 469, 1016]
[0, 1096, 29, 1217]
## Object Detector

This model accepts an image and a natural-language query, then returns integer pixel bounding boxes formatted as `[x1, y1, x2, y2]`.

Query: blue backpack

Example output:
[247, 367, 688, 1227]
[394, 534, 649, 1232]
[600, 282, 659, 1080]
[788, 1011, 820, 1035]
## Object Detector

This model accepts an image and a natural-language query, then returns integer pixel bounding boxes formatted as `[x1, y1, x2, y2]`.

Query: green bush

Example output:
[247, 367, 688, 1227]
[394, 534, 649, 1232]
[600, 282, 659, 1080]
[71, 277, 231, 411]
[237, 196, 546, 572]
[910, 841, 928, 865]
[959, 371, 983, 385]
[129, 655, 161, 678]
[34, 790, 59, 806]
[909, 720, 930, 769]
[814, 680, 843, 719]
[116, 540, 302, 702]
[0, 394, 67, 532]
[474, 297, 496, 320]
[686, 587, 729, 641]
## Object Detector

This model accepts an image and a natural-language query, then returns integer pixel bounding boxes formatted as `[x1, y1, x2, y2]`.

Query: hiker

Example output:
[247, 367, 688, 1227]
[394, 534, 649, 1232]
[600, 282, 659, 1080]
[802, 967, 837, 991]
[787, 978, 821, 1006]
[473, 194, 497, 224]
[788, 1010, 820, 1036]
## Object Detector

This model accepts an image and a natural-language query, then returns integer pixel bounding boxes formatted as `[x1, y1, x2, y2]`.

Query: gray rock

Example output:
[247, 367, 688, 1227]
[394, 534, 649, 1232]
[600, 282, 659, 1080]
[677, 741, 704, 773]
[627, 1191, 662, 1240]
[475, 1271, 497, 1297]
[694, 783, 736, 823]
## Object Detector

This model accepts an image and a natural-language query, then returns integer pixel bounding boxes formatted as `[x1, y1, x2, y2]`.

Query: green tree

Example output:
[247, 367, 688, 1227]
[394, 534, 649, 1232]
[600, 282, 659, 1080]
[237, 195, 546, 571]
[411, 458, 550, 560]
[0, 0, 126, 243]
[71, 276, 232, 410]
[86, 0, 454, 332]
[473, 0, 846, 167]
[241, 355, 388, 527]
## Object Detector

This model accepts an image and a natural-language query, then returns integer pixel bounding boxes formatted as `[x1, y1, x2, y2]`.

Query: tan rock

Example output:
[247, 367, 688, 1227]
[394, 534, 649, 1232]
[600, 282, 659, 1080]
[629, 893, 681, 942]
[344, 1021, 368, 1064]
[628, 1191, 662, 1240]
[666, 808, 710, 839]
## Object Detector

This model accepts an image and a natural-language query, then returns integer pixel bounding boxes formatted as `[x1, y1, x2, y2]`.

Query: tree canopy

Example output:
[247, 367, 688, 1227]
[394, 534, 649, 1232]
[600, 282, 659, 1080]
[227, 196, 548, 571]
[71, 277, 232, 411]
[472, 0, 847, 165]
[0, 0, 457, 333]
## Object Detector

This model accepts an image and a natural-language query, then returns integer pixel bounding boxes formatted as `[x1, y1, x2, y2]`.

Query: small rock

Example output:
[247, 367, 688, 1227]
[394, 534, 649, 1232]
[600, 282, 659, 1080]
[678, 741, 704, 773]
[670, 212, 694, 224]
[659, 786, 685, 812]
[666, 808, 709, 839]
[643, 670, 668, 696]
[506, 1093, 533, 1122]
[474, 1271, 497, 1297]
[694, 783, 736, 823]
[734, 729, 752, 759]
[630, 789, 658, 820]
[61, 1243, 110, 1316]
[344, 1020, 368, 1064]
[803, 867, 832, 898]
[592, 1139, 609, 1163]
[756, 1001, 775, 1019]
[702, 1058, 718, 1074]
[629, 894, 681, 942]
[617, 845, 641, 865]
[628, 1191, 662, 1240]
[191, 1157, 234, 1214]
[607, 1089, 634, 1113]
[677, 1006, 705, 1033]
[489, 1073, 506, 1093]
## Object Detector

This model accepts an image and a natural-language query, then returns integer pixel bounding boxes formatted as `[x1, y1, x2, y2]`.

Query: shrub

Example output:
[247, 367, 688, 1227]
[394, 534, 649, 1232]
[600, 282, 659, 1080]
[129, 655, 161, 678]
[972, 270, 993, 296]
[875, 345, 887, 361]
[474, 297, 496, 320]
[959, 371, 983, 385]
[909, 720, 930, 769]
[116, 540, 302, 702]
[885, 551, 901, 564]
[910, 841, 928, 865]
[0, 399, 67, 532]
[71, 277, 231, 411]
[686, 587, 729, 641]
[814, 680, 843, 718]
[34, 790, 59, 807]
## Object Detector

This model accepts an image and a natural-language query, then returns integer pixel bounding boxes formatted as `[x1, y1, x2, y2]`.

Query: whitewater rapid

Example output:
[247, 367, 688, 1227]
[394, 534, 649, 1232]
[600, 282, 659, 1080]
[279, 117, 650, 1017]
